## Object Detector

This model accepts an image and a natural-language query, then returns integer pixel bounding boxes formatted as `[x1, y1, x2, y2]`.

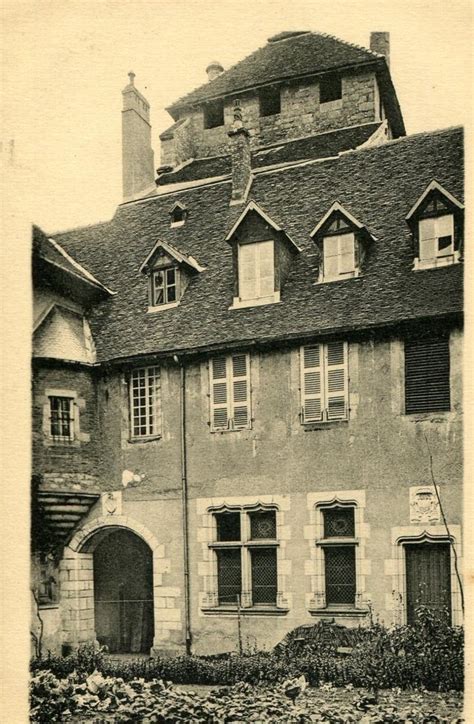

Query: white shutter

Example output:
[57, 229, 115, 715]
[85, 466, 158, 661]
[325, 342, 348, 420]
[257, 241, 274, 297]
[338, 233, 355, 274]
[301, 345, 323, 422]
[238, 244, 257, 300]
[211, 357, 229, 430]
[231, 353, 250, 429]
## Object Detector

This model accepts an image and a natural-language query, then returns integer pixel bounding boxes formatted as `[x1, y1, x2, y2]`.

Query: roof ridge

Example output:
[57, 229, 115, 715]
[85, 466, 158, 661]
[310, 30, 384, 60]
[52, 218, 112, 238]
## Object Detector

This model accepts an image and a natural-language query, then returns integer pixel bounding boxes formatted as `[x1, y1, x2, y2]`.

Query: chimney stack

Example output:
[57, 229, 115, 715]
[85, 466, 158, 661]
[370, 32, 390, 67]
[122, 71, 155, 200]
[228, 101, 251, 205]
[206, 61, 224, 82]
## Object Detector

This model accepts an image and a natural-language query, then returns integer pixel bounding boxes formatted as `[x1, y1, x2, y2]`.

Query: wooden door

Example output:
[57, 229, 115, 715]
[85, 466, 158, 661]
[405, 542, 451, 625]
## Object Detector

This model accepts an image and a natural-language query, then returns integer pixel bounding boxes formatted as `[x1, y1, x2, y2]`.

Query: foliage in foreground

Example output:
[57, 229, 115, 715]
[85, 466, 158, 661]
[30, 670, 463, 724]
[31, 609, 464, 693]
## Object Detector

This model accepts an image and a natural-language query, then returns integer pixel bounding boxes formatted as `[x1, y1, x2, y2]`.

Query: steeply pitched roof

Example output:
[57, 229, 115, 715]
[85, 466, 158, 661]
[167, 31, 381, 113]
[157, 123, 383, 187]
[55, 127, 463, 363]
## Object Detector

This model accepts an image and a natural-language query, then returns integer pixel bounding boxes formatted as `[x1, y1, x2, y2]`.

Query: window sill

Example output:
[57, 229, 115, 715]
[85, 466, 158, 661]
[301, 419, 348, 430]
[210, 425, 252, 434]
[316, 271, 361, 284]
[413, 252, 460, 270]
[38, 603, 59, 611]
[309, 607, 368, 618]
[170, 220, 185, 228]
[202, 606, 289, 616]
[403, 410, 451, 421]
[128, 434, 162, 444]
[229, 294, 280, 310]
[147, 301, 180, 313]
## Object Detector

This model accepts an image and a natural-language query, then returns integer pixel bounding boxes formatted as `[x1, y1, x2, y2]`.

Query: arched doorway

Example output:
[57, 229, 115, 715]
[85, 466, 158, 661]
[93, 529, 154, 653]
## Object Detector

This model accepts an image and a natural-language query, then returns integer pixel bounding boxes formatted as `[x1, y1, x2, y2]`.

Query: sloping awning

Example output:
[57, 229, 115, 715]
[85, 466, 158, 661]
[37, 491, 100, 543]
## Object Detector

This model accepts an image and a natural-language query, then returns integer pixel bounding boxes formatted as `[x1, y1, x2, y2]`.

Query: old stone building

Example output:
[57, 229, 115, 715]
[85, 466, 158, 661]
[31, 30, 463, 657]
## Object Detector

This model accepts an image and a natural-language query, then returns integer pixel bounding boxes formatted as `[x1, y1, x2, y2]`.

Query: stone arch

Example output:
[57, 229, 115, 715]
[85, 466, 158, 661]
[60, 515, 181, 654]
[69, 515, 161, 554]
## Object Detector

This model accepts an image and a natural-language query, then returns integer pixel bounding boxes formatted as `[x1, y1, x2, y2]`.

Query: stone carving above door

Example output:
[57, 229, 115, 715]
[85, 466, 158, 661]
[409, 486, 440, 524]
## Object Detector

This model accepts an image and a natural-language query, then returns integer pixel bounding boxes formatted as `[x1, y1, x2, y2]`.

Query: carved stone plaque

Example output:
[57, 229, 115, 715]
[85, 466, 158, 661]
[409, 486, 440, 523]
[101, 491, 122, 516]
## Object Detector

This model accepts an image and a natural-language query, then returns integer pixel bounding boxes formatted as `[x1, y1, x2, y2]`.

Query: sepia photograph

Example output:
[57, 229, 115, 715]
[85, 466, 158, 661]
[1, 0, 471, 720]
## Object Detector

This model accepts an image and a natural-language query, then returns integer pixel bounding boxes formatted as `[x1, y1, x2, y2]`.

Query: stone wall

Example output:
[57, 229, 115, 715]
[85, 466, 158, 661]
[160, 71, 381, 165]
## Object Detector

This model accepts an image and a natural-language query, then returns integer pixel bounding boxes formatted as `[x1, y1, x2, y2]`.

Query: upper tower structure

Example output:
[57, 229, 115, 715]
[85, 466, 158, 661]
[122, 72, 155, 201]
[159, 30, 404, 169]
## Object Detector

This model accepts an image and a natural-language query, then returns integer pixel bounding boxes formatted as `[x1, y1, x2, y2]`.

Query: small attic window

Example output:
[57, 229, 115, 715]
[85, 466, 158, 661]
[311, 203, 374, 283]
[170, 203, 187, 228]
[406, 182, 463, 271]
[151, 267, 179, 306]
[320, 74, 342, 104]
[204, 99, 224, 129]
[259, 86, 281, 117]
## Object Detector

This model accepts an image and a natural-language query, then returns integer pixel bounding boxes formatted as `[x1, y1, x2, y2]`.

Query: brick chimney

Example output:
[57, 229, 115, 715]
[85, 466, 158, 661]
[122, 72, 155, 200]
[206, 61, 224, 81]
[370, 32, 390, 68]
[228, 100, 251, 205]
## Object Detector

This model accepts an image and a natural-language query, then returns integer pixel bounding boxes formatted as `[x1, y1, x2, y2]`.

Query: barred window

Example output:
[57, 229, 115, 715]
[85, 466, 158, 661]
[319, 505, 357, 607]
[49, 396, 74, 440]
[210, 508, 278, 607]
[130, 367, 161, 438]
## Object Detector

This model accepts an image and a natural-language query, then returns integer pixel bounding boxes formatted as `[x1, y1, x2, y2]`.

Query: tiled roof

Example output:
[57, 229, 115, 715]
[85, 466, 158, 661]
[56, 127, 463, 363]
[156, 123, 382, 187]
[167, 31, 381, 113]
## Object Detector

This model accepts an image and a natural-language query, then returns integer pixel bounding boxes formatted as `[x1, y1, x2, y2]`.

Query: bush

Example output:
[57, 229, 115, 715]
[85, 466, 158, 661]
[31, 610, 463, 692]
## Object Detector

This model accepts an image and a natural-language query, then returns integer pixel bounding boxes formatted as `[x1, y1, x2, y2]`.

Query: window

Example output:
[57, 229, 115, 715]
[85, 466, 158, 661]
[320, 74, 342, 104]
[418, 215, 454, 266]
[170, 203, 187, 228]
[259, 86, 281, 116]
[320, 507, 356, 606]
[210, 353, 250, 431]
[323, 232, 356, 278]
[211, 508, 278, 606]
[49, 396, 74, 440]
[37, 553, 58, 606]
[404, 337, 450, 414]
[151, 267, 178, 306]
[301, 341, 348, 423]
[238, 240, 274, 301]
[130, 367, 161, 438]
[203, 99, 224, 129]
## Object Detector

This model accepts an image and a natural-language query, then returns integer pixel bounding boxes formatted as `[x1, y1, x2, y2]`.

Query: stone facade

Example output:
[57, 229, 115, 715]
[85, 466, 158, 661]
[161, 71, 383, 166]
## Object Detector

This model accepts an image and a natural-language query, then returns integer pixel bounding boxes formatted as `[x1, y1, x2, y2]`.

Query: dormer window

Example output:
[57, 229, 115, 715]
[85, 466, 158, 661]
[225, 201, 300, 309]
[140, 238, 205, 312]
[169, 202, 187, 228]
[311, 202, 375, 283]
[203, 99, 224, 129]
[152, 267, 178, 306]
[320, 74, 342, 104]
[406, 182, 463, 271]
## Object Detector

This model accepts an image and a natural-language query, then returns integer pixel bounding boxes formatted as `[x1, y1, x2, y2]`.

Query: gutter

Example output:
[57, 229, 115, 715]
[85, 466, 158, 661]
[174, 356, 192, 655]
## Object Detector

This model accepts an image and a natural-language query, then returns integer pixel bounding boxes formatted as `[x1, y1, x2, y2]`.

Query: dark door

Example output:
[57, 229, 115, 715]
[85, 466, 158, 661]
[93, 529, 154, 653]
[405, 542, 451, 625]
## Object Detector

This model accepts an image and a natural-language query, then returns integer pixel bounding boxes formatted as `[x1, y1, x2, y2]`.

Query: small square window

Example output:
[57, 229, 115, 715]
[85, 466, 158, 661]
[203, 100, 224, 129]
[249, 510, 276, 539]
[320, 75, 342, 104]
[152, 267, 178, 306]
[323, 507, 355, 538]
[259, 86, 281, 117]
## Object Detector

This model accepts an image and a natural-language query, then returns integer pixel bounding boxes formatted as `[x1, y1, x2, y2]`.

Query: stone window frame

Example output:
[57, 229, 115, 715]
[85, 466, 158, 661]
[196, 494, 291, 615]
[305, 490, 371, 618]
[41, 388, 88, 447]
[384, 525, 463, 627]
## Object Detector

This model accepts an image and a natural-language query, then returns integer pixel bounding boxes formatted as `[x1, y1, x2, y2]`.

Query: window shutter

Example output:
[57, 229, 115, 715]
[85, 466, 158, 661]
[232, 353, 250, 429]
[257, 240, 274, 297]
[405, 337, 450, 414]
[302, 345, 323, 422]
[211, 357, 229, 430]
[238, 244, 257, 300]
[326, 341, 348, 420]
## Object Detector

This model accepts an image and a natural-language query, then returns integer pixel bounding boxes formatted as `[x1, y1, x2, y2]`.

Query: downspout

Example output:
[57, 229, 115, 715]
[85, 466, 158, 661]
[174, 356, 192, 654]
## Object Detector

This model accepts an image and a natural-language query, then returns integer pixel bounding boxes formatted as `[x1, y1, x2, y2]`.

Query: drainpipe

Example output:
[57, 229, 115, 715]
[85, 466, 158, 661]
[174, 356, 192, 654]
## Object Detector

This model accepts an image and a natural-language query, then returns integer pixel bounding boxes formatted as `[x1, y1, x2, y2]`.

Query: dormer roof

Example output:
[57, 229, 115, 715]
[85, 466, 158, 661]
[405, 180, 464, 221]
[166, 31, 405, 137]
[139, 238, 205, 274]
[310, 201, 377, 241]
[225, 200, 300, 251]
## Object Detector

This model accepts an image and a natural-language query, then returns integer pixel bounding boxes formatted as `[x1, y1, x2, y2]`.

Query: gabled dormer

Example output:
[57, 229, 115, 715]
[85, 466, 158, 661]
[310, 202, 376, 282]
[225, 200, 300, 309]
[169, 201, 188, 228]
[406, 181, 464, 270]
[140, 239, 204, 312]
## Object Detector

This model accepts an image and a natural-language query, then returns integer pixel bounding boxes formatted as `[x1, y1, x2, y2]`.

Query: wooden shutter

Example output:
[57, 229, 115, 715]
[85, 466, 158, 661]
[301, 345, 323, 422]
[211, 357, 229, 430]
[405, 543, 451, 624]
[326, 341, 348, 420]
[238, 244, 257, 300]
[404, 337, 450, 414]
[257, 241, 274, 297]
[232, 353, 250, 429]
